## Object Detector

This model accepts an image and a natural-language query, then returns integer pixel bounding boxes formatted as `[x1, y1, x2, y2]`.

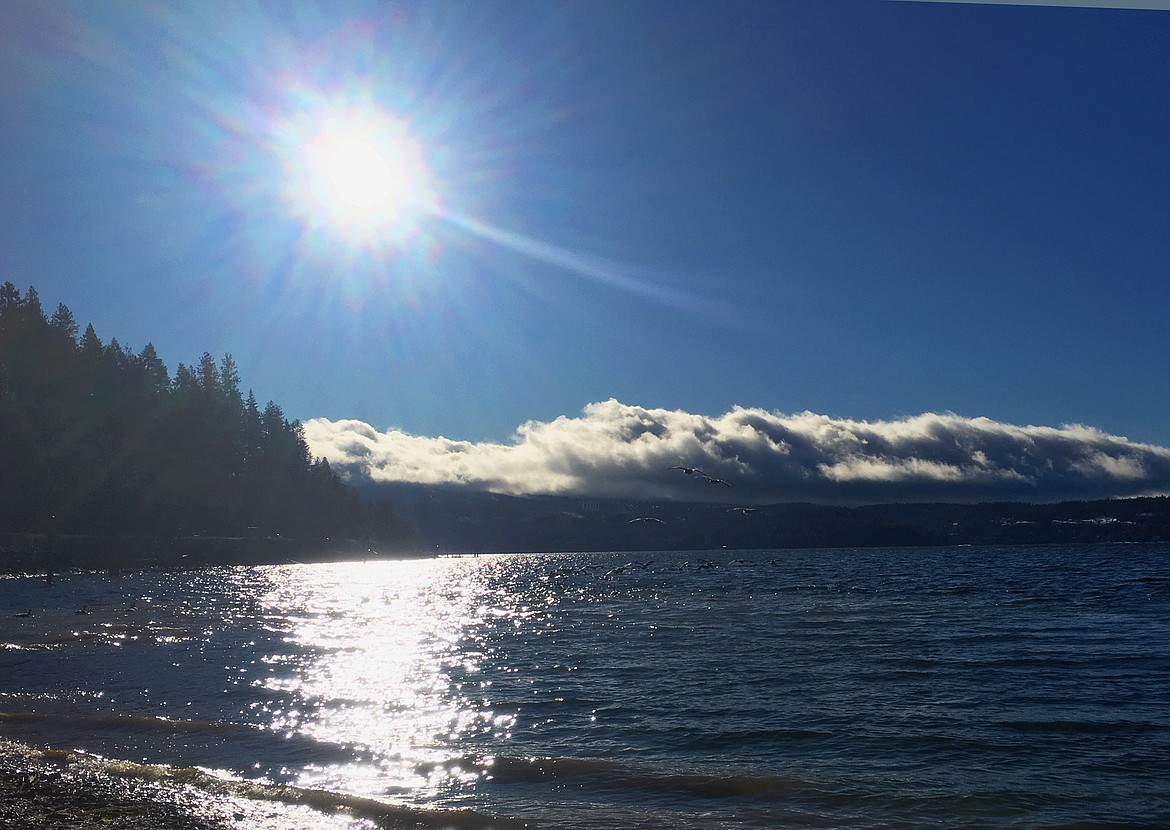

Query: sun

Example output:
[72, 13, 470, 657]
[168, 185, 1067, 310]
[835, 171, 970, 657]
[325, 138, 398, 209]
[279, 100, 440, 246]
[305, 123, 437, 239]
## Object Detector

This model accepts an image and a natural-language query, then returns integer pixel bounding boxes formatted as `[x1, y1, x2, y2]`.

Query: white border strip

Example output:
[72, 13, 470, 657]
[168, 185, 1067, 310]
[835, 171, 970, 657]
[891, 1, 1169, 10]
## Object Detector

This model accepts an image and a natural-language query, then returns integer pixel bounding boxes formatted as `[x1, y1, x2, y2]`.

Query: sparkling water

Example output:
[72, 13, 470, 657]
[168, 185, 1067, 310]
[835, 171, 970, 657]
[2, 544, 1168, 828]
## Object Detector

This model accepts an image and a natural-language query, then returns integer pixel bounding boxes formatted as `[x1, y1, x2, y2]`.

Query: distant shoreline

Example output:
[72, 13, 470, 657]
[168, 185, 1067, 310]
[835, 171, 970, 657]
[370, 486, 1170, 554]
[0, 533, 424, 577]
[6, 489, 1170, 576]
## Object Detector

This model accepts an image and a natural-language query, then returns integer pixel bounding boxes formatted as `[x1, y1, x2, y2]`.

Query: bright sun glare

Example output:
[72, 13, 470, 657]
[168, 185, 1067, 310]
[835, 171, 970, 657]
[272, 88, 645, 297]
[326, 138, 398, 209]
[280, 99, 440, 246]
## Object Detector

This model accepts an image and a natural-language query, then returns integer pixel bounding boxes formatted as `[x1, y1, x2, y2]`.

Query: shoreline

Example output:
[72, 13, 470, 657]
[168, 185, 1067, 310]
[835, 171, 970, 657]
[0, 737, 291, 830]
[0, 534, 425, 578]
[0, 738, 524, 830]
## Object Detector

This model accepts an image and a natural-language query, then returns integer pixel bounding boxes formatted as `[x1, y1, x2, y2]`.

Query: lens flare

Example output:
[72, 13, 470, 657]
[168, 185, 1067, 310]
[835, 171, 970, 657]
[274, 91, 440, 248]
[325, 138, 397, 209]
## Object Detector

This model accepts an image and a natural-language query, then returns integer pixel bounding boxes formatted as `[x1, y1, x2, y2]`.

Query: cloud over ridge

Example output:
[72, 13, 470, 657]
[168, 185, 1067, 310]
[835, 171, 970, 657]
[303, 400, 1170, 504]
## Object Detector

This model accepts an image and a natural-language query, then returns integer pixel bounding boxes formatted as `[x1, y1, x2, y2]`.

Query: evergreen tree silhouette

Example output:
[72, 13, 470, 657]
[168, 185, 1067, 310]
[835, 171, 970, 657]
[0, 284, 416, 560]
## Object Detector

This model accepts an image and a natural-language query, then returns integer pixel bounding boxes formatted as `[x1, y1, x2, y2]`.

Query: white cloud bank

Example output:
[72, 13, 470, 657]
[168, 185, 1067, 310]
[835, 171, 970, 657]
[303, 400, 1170, 504]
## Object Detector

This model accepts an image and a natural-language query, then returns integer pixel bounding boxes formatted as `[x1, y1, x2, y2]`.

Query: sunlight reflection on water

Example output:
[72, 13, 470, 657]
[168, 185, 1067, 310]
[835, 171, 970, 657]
[4, 546, 1170, 828]
[253, 557, 521, 799]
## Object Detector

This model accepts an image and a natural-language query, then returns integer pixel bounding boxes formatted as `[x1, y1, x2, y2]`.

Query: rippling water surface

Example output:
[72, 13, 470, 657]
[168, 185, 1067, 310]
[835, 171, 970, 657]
[2, 544, 1169, 828]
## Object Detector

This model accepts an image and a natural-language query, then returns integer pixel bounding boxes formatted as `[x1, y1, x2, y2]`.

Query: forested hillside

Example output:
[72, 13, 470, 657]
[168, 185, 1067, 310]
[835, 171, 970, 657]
[0, 283, 414, 548]
[362, 482, 1170, 554]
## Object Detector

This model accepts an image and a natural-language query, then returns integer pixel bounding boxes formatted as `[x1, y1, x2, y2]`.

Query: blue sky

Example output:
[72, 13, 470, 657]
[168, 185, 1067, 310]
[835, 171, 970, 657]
[3, 1, 1169, 502]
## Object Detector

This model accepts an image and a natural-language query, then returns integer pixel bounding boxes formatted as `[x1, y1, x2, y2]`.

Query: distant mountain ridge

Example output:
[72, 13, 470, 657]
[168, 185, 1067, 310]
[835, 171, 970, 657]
[354, 481, 1170, 553]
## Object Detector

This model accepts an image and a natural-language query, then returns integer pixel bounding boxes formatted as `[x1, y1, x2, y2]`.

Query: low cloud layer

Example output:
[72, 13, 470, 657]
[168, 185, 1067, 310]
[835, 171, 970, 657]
[303, 400, 1170, 504]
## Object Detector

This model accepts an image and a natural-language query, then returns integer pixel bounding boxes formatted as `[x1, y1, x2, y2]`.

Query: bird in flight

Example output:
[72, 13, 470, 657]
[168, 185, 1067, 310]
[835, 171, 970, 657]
[668, 465, 731, 486]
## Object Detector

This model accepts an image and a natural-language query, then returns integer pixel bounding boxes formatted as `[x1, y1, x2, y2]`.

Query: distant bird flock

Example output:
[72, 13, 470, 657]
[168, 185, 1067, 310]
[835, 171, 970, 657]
[612, 465, 757, 527]
[667, 466, 730, 487]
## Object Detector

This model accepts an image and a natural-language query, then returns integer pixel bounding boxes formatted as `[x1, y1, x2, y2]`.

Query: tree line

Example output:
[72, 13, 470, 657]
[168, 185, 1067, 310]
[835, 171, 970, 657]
[0, 282, 415, 547]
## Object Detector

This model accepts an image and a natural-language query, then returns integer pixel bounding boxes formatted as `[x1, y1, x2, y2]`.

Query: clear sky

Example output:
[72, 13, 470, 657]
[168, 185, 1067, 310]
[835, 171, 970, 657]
[3, 1, 1169, 503]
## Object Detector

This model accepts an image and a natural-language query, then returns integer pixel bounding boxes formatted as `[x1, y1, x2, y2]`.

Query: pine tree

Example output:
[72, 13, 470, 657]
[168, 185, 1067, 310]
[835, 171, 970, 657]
[0, 281, 20, 313]
[20, 286, 44, 320]
[219, 354, 241, 402]
[79, 323, 103, 358]
[48, 303, 79, 344]
[196, 352, 219, 394]
[136, 343, 169, 396]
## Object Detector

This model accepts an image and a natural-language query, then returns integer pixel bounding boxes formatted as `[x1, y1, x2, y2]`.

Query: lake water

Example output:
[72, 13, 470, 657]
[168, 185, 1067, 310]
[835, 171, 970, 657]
[2, 544, 1169, 829]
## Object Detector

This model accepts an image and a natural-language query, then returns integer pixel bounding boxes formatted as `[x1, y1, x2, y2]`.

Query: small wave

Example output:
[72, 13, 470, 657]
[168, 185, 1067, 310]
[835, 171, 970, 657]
[1, 642, 45, 653]
[1038, 822, 1164, 830]
[0, 708, 371, 777]
[998, 720, 1162, 735]
[486, 754, 627, 782]
[0, 709, 254, 736]
[485, 753, 824, 802]
[670, 726, 832, 751]
[0, 658, 33, 674]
